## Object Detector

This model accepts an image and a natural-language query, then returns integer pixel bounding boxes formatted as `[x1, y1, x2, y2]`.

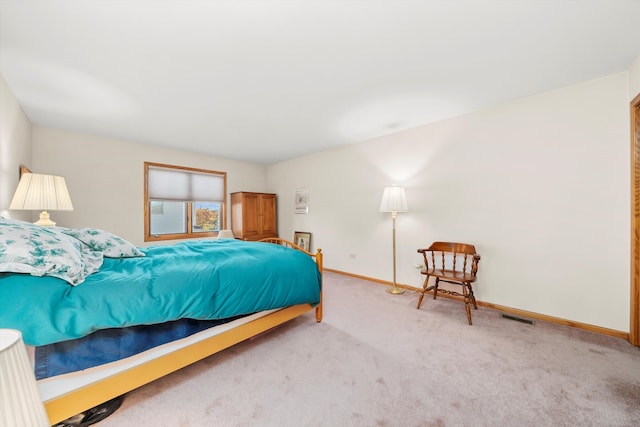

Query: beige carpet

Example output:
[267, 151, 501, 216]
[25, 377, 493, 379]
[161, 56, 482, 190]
[97, 271, 640, 426]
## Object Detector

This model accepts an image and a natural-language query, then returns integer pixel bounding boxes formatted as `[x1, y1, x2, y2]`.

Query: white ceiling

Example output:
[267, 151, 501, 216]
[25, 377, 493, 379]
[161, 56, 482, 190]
[1, 1, 640, 165]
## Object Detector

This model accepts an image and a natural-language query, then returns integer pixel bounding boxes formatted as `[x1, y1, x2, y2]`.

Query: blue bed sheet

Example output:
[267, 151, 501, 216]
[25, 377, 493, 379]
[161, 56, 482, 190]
[0, 239, 321, 347]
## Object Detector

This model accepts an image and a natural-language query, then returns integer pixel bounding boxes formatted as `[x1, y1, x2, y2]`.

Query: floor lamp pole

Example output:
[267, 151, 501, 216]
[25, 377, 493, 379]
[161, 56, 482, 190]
[387, 210, 404, 294]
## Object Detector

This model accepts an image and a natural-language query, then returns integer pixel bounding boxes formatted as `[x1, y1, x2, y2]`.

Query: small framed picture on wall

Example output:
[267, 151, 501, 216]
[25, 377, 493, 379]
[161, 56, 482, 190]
[295, 187, 309, 214]
[293, 231, 311, 252]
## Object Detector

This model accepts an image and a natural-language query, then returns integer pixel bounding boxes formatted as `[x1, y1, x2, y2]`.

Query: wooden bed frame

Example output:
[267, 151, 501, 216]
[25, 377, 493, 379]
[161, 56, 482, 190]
[42, 238, 323, 424]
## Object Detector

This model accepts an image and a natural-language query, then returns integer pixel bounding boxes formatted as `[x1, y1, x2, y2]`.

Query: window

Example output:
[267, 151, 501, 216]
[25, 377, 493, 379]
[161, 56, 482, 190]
[144, 162, 227, 242]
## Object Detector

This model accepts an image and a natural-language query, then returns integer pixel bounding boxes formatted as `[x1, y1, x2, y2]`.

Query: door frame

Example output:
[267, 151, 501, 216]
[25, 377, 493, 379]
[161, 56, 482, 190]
[631, 92, 640, 346]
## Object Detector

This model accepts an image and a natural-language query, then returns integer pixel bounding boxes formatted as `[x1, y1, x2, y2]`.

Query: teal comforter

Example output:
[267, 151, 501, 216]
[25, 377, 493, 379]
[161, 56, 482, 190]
[0, 239, 321, 346]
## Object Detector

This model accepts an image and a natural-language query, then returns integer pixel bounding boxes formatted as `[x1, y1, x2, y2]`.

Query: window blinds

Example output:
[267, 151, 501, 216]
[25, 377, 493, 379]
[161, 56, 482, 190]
[148, 167, 224, 202]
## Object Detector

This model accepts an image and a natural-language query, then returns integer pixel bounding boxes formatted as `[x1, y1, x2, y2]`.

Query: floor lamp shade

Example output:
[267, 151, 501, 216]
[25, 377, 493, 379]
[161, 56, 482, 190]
[9, 173, 74, 226]
[379, 185, 408, 213]
[0, 329, 49, 427]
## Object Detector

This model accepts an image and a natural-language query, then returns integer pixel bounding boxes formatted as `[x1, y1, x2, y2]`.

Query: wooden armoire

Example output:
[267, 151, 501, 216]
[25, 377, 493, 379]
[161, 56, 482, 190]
[230, 192, 277, 241]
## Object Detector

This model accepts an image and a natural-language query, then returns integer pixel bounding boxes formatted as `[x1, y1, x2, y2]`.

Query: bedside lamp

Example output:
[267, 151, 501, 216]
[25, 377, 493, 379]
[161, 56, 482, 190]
[0, 329, 50, 427]
[380, 185, 408, 295]
[9, 173, 74, 226]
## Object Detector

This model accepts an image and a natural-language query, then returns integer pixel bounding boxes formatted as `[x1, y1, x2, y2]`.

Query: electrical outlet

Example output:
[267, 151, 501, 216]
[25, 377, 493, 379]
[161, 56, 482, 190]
[413, 263, 423, 269]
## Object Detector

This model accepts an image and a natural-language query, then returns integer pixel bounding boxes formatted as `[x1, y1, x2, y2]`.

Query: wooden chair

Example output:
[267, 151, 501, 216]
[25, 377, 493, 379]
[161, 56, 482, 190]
[416, 242, 481, 325]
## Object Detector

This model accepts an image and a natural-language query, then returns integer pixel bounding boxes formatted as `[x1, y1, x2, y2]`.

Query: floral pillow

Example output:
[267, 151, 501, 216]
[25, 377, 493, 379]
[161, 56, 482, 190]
[0, 218, 104, 285]
[60, 227, 145, 258]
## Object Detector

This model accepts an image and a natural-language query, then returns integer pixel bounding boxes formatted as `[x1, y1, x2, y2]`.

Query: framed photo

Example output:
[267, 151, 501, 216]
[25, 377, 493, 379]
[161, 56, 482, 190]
[293, 231, 311, 252]
[295, 187, 309, 214]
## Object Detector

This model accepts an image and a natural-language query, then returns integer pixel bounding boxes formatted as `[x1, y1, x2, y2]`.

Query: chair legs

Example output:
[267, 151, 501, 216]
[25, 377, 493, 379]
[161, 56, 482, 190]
[417, 277, 478, 325]
[416, 276, 427, 309]
[462, 282, 478, 325]
[416, 275, 433, 310]
[467, 282, 478, 310]
[462, 285, 472, 325]
[416, 291, 425, 310]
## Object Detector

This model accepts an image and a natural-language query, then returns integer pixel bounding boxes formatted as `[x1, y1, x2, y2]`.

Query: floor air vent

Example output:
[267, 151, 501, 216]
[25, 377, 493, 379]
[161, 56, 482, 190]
[501, 314, 534, 325]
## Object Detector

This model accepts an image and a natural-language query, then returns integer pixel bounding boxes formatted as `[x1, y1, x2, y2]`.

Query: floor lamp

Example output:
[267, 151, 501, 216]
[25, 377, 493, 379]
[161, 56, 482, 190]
[380, 185, 408, 295]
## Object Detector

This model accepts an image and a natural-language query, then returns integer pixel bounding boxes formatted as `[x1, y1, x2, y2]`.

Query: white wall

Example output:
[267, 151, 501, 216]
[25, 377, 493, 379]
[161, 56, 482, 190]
[0, 74, 32, 221]
[268, 72, 631, 332]
[32, 126, 268, 246]
[629, 54, 640, 100]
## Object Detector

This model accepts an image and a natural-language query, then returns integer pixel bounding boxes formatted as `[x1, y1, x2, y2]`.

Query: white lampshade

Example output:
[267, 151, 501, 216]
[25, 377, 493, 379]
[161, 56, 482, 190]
[217, 229, 235, 239]
[0, 329, 49, 427]
[9, 173, 74, 226]
[379, 185, 408, 213]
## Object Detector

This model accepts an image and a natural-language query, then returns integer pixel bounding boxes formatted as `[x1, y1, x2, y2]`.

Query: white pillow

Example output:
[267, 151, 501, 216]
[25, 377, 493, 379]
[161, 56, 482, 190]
[0, 218, 103, 285]
[60, 227, 145, 258]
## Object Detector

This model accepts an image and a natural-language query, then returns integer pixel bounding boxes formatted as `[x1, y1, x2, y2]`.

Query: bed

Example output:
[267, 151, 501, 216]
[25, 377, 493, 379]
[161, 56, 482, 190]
[0, 218, 323, 424]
